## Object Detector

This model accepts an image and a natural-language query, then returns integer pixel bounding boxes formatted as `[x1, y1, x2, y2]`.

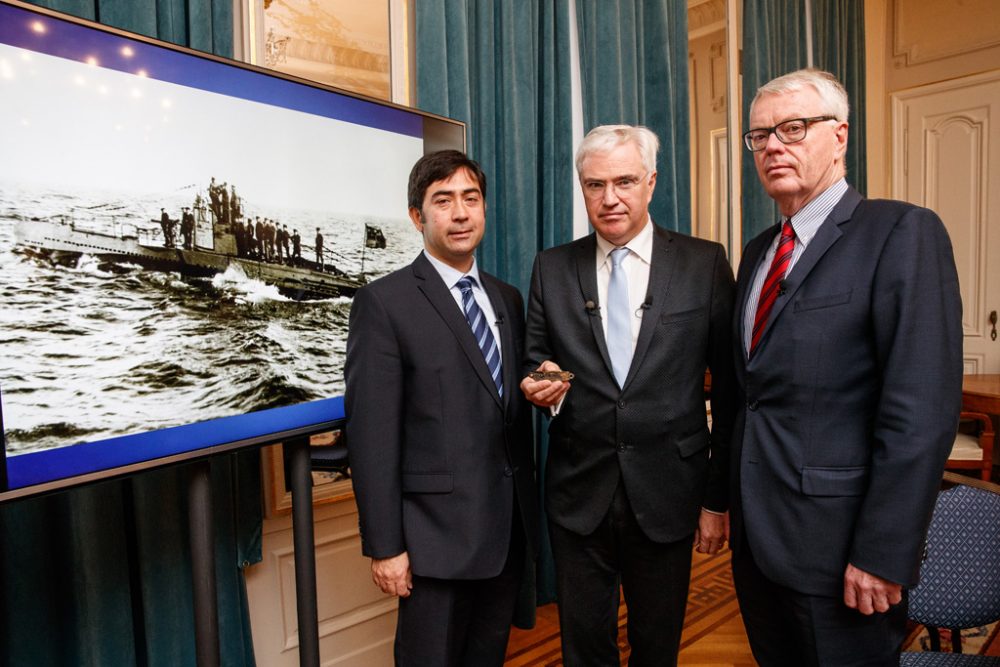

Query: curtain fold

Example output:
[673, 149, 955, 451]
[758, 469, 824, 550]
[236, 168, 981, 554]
[740, 0, 866, 242]
[416, 0, 573, 296]
[575, 0, 690, 233]
[0, 453, 262, 666]
[24, 0, 232, 56]
[814, 0, 867, 196]
[4, 3, 256, 665]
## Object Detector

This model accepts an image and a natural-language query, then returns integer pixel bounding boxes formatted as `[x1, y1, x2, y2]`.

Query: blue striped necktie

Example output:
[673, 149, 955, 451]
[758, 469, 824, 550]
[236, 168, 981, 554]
[457, 276, 503, 396]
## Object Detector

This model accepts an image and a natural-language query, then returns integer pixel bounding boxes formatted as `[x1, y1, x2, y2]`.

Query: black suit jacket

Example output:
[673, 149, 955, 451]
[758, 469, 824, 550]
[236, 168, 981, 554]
[345, 253, 539, 580]
[524, 224, 737, 542]
[732, 186, 963, 596]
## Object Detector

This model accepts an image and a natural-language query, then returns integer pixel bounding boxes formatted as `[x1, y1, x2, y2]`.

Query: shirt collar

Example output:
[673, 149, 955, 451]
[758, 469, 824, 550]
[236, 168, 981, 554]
[787, 178, 848, 247]
[595, 217, 654, 267]
[422, 249, 482, 290]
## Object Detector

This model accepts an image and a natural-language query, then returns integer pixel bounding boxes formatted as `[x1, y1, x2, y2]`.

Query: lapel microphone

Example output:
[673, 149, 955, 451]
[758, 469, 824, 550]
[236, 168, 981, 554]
[635, 295, 653, 317]
[494, 314, 504, 326]
[777, 280, 787, 297]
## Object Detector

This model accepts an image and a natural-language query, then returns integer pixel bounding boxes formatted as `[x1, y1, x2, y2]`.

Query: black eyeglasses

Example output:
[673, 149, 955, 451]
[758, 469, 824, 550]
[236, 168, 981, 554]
[743, 116, 837, 152]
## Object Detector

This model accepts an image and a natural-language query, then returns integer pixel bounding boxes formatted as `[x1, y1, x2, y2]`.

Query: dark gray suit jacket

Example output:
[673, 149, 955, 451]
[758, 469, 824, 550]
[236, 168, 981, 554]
[524, 224, 737, 543]
[345, 252, 539, 580]
[732, 186, 963, 596]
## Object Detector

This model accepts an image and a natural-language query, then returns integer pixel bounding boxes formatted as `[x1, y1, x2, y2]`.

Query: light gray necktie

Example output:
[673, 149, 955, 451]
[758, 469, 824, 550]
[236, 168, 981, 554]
[607, 247, 632, 387]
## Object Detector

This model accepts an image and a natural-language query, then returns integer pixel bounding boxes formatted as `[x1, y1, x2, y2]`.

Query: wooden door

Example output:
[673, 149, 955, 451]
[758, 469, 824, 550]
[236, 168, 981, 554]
[893, 70, 1000, 373]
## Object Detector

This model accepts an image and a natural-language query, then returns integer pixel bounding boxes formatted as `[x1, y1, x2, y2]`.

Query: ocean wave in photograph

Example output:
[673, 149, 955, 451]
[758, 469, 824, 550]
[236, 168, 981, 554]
[0, 183, 423, 455]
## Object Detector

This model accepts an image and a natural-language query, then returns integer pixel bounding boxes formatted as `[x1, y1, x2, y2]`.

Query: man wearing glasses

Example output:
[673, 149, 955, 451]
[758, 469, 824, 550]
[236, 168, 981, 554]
[521, 125, 737, 666]
[732, 69, 963, 665]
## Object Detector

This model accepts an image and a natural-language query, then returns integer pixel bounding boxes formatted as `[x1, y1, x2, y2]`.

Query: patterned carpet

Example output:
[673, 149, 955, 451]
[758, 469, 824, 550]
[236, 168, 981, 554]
[504, 548, 741, 666]
[505, 547, 1000, 665]
[904, 621, 1000, 655]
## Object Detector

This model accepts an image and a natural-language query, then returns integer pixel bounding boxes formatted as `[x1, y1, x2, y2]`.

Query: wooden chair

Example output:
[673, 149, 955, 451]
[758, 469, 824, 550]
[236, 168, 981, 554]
[946, 412, 995, 482]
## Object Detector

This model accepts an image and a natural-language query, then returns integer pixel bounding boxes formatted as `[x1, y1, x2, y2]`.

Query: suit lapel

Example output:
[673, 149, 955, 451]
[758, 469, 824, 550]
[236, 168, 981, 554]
[412, 254, 503, 409]
[753, 187, 863, 355]
[574, 236, 615, 382]
[625, 226, 675, 389]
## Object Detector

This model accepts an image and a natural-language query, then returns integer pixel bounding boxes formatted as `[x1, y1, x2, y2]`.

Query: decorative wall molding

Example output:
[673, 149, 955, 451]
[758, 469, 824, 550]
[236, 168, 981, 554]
[709, 40, 726, 113]
[892, 0, 1000, 67]
[964, 355, 984, 376]
[689, 0, 725, 39]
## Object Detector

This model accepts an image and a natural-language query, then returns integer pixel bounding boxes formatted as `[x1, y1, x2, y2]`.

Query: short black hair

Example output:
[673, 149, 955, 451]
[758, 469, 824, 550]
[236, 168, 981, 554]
[407, 150, 486, 211]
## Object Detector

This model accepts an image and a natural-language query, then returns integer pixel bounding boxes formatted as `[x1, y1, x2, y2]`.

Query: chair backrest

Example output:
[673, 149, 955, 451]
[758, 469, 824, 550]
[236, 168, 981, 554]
[908, 481, 1000, 629]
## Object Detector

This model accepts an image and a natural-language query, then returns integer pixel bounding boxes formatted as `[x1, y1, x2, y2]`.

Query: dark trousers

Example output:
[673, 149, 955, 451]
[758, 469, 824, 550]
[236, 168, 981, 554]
[549, 480, 694, 667]
[731, 537, 907, 667]
[394, 515, 524, 667]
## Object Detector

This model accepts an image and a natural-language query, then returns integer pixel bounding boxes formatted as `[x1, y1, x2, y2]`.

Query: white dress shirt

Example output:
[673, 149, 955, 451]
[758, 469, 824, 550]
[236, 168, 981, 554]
[595, 218, 654, 353]
[423, 250, 502, 358]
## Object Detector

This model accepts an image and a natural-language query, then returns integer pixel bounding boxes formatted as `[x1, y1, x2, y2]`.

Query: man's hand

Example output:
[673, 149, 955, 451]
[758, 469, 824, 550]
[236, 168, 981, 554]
[693, 509, 729, 554]
[371, 552, 412, 598]
[520, 360, 571, 408]
[843, 563, 902, 614]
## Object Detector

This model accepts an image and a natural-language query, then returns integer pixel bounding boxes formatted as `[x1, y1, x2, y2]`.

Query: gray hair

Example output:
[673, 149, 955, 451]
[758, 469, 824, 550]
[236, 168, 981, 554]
[575, 125, 659, 175]
[750, 68, 850, 122]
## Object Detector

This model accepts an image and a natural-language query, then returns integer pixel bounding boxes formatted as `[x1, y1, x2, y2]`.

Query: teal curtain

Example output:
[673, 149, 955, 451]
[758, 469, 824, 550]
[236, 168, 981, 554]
[814, 0, 866, 196]
[740, 0, 866, 242]
[415, 0, 574, 296]
[24, 0, 232, 55]
[3, 2, 259, 665]
[415, 0, 574, 609]
[576, 0, 690, 233]
[740, 0, 809, 241]
[0, 456, 261, 666]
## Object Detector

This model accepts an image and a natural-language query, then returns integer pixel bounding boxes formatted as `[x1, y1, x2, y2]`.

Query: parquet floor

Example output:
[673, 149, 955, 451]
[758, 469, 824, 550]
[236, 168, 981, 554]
[504, 547, 755, 666]
[505, 545, 1000, 665]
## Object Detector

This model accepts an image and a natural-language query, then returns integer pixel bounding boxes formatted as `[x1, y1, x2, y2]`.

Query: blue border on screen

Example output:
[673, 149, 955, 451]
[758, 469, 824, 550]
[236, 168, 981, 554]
[0, 2, 422, 138]
[0, 0, 419, 492]
[6, 396, 345, 488]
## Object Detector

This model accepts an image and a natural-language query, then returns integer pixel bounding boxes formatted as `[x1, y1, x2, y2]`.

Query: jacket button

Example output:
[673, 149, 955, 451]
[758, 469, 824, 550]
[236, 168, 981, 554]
[616, 442, 626, 452]
[503, 467, 513, 477]
[748, 399, 759, 411]
[618, 400, 626, 409]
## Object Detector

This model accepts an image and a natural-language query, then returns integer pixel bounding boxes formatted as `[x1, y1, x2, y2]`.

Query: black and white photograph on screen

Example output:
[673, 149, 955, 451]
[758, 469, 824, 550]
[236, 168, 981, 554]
[0, 26, 425, 464]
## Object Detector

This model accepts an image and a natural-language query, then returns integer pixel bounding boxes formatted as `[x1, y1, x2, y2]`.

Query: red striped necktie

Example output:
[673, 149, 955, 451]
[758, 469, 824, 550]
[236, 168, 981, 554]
[750, 220, 795, 356]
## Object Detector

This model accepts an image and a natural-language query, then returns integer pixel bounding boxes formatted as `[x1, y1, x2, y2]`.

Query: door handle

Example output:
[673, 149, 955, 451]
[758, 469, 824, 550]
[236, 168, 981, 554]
[990, 310, 997, 341]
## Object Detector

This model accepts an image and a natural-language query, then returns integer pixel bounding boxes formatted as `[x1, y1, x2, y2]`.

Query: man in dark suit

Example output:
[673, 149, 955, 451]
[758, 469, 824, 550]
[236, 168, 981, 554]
[521, 125, 737, 666]
[345, 150, 538, 666]
[732, 68, 963, 666]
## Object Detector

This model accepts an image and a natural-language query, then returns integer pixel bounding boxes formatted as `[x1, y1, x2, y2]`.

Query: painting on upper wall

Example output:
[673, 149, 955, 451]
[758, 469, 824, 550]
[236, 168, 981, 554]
[249, 0, 391, 101]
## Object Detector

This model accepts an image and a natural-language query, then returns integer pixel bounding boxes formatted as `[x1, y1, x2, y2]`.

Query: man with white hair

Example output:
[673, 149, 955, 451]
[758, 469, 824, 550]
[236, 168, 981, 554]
[731, 68, 963, 665]
[521, 124, 737, 666]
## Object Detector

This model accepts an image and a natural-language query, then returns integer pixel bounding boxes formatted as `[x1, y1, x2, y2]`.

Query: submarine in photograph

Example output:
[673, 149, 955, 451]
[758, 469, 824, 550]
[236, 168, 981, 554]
[12, 182, 379, 301]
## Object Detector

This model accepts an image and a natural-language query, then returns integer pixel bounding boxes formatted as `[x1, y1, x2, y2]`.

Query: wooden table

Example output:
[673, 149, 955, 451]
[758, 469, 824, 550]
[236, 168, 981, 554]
[962, 374, 1000, 414]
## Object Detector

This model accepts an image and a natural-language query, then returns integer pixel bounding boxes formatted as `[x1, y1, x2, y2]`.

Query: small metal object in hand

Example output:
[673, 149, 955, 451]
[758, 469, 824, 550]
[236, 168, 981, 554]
[528, 370, 575, 382]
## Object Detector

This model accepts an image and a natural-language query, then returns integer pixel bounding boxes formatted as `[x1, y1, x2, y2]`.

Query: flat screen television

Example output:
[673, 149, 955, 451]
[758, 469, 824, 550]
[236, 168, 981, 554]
[0, 0, 464, 501]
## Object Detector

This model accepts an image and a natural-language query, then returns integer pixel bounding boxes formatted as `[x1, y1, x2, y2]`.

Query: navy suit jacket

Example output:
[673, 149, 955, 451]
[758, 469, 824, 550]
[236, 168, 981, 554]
[345, 252, 538, 580]
[732, 186, 963, 596]
[524, 224, 737, 543]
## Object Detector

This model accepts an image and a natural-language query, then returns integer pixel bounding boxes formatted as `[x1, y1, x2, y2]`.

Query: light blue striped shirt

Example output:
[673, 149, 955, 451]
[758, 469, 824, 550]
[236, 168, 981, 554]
[742, 178, 849, 355]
